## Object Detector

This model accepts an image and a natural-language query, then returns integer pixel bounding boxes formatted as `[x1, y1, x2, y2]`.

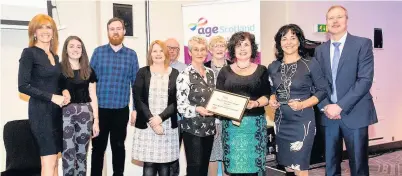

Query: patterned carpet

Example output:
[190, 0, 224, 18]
[266, 150, 402, 176]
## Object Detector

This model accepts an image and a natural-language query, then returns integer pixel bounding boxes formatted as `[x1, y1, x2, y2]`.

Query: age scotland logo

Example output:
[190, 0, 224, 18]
[188, 17, 208, 31]
[188, 17, 256, 37]
[188, 17, 218, 37]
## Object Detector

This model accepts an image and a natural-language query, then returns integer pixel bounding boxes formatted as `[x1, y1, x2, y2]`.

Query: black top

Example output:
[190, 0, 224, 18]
[134, 66, 179, 129]
[216, 65, 271, 116]
[59, 69, 98, 104]
[18, 46, 61, 102]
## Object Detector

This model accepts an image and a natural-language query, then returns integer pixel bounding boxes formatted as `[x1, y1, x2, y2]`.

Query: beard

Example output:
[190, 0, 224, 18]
[108, 34, 124, 46]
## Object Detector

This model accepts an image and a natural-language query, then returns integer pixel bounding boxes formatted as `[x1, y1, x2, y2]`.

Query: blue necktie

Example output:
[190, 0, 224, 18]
[331, 42, 341, 103]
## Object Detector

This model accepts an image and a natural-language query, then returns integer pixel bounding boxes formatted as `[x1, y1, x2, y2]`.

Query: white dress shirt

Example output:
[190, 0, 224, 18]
[330, 32, 348, 68]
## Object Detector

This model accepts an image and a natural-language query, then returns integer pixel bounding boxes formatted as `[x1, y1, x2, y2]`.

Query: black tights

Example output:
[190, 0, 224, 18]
[143, 162, 170, 176]
[182, 132, 214, 176]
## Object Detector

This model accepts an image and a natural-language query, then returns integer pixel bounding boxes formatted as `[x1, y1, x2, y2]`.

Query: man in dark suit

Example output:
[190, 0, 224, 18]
[315, 5, 378, 176]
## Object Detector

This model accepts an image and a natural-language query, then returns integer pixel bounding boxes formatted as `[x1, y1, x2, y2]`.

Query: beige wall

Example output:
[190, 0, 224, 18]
[149, 1, 185, 62]
[260, 1, 288, 66]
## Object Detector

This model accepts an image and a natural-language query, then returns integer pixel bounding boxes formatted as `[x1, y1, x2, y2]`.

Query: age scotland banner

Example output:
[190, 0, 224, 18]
[182, 0, 261, 64]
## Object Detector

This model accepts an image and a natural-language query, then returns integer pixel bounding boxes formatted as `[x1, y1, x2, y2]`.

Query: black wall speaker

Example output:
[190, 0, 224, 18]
[374, 28, 383, 48]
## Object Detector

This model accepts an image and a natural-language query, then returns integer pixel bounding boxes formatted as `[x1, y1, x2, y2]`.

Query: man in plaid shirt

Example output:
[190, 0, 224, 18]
[90, 17, 139, 176]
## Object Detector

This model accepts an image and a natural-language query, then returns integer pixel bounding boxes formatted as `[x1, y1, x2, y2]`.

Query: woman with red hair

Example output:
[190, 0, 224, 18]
[131, 40, 180, 176]
[18, 14, 66, 176]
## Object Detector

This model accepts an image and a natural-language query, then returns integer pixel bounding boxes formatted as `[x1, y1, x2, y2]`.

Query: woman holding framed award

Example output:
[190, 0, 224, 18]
[176, 36, 217, 176]
[216, 31, 270, 176]
[267, 24, 329, 176]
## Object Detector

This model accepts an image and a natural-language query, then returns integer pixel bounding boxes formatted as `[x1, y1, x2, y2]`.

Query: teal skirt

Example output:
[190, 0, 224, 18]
[222, 114, 267, 175]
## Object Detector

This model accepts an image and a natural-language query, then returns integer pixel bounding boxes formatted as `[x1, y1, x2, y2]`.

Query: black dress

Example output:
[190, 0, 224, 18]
[18, 46, 62, 156]
[267, 58, 329, 170]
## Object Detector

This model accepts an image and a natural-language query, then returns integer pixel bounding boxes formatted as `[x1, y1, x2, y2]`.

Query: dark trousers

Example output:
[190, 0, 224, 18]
[143, 162, 171, 176]
[91, 106, 129, 176]
[169, 121, 183, 176]
[324, 120, 369, 176]
[182, 132, 214, 176]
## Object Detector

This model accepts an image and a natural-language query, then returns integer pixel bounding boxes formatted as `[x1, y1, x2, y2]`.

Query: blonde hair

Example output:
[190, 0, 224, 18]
[208, 35, 227, 50]
[326, 5, 349, 19]
[28, 14, 59, 53]
[188, 36, 208, 51]
[147, 40, 170, 67]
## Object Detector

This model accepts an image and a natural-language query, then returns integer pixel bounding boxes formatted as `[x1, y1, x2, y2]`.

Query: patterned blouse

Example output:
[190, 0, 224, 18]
[176, 65, 216, 137]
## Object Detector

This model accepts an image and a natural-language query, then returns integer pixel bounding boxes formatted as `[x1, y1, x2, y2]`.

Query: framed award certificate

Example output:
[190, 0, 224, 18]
[205, 89, 249, 121]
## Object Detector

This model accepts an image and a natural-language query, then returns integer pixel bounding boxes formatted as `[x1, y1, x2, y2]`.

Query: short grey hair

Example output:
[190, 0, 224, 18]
[188, 35, 208, 51]
[326, 5, 349, 19]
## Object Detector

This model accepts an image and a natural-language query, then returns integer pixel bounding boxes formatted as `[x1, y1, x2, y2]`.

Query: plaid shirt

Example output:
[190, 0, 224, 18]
[90, 44, 139, 109]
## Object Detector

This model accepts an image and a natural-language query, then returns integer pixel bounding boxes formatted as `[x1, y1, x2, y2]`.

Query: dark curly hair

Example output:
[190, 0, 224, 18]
[227, 31, 259, 62]
[274, 24, 308, 61]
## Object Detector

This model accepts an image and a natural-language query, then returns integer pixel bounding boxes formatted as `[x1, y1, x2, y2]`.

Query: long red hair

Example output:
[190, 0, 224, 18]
[28, 14, 59, 53]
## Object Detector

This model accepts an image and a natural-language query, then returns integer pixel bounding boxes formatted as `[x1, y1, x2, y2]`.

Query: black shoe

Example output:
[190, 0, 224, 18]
[285, 172, 296, 176]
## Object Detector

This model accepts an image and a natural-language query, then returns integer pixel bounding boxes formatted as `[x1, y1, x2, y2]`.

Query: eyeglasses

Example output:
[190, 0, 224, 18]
[167, 46, 180, 51]
[192, 48, 206, 53]
[213, 44, 226, 48]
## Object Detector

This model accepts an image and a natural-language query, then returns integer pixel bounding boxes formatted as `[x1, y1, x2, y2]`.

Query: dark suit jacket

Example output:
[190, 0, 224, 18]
[134, 66, 179, 129]
[315, 33, 378, 129]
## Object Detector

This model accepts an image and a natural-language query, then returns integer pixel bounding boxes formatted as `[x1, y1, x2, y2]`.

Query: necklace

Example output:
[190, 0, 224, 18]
[236, 62, 250, 69]
[212, 59, 226, 69]
[279, 62, 298, 101]
[214, 64, 224, 69]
